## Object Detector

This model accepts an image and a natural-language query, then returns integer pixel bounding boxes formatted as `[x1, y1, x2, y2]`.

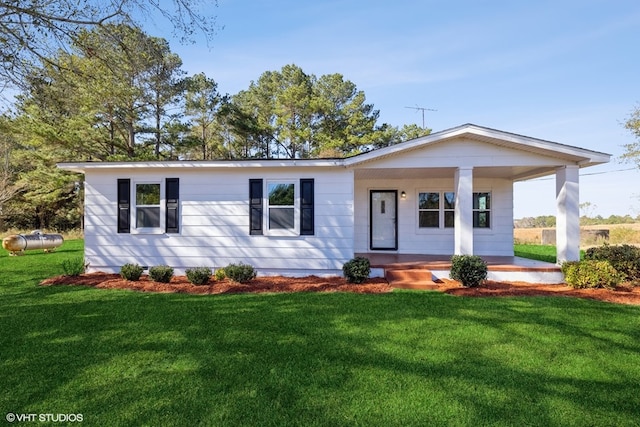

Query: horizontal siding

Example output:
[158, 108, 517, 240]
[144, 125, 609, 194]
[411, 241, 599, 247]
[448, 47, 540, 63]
[360, 138, 569, 169]
[84, 168, 354, 275]
[354, 176, 514, 256]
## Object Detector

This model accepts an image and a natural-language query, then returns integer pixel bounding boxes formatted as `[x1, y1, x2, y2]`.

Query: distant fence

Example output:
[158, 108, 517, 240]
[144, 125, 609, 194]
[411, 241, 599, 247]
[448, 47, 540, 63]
[540, 229, 609, 245]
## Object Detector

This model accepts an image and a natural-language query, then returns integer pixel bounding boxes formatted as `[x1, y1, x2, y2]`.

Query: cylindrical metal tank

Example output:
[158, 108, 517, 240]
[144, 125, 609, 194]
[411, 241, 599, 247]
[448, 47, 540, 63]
[2, 231, 64, 255]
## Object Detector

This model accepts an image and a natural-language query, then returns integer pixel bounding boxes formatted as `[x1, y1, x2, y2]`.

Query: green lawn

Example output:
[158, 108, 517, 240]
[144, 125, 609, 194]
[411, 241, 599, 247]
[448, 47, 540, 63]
[2, 241, 640, 426]
[514, 243, 587, 263]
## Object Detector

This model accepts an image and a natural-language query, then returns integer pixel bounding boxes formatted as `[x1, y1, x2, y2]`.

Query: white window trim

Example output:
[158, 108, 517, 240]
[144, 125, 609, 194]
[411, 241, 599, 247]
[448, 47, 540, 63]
[132, 180, 165, 234]
[416, 189, 455, 233]
[264, 179, 300, 236]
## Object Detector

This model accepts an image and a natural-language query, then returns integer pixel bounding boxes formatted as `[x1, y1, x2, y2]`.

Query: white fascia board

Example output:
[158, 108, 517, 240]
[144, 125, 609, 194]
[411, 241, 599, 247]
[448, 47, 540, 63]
[57, 159, 346, 173]
[467, 125, 611, 164]
[344, 123, 611, 167]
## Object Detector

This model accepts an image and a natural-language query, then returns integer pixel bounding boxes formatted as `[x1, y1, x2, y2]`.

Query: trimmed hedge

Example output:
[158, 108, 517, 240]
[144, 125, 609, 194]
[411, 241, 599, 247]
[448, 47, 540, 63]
[561, 260, 623, 289]
[342, 257, 371, 284]
[149, 265, 174, 283]
[450, 255, 488, 288]
[61, 257, 88, 276]
[223, 263, 257, 283]
[120, 263, 144, 281]
[584, 244, 640, 282]
[186, 267, 212, 285]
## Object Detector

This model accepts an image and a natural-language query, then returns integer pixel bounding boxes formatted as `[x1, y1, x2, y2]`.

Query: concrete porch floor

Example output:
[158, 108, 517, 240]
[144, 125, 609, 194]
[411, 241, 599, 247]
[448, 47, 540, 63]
[355, 253, 564, 285]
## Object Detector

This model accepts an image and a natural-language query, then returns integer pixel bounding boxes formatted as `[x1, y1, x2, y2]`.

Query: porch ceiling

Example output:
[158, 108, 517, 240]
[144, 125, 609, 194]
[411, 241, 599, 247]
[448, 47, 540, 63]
[353, 166, 558, 181]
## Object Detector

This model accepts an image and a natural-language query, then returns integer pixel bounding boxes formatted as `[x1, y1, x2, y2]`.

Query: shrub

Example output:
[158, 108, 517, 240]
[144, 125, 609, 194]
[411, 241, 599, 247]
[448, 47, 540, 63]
[450, 255, 488, 287]
[223, 263, 256, 283]
[584, 244, 640, 282]
[186, 267, 212, 285]
[214, 268, 226, 281]
[561, 260, 623, 289]
[120, 263, 144, 281]
[342, 257, 371, 284]
[61, 257, 88, 276]
[149, 265, 174, 283]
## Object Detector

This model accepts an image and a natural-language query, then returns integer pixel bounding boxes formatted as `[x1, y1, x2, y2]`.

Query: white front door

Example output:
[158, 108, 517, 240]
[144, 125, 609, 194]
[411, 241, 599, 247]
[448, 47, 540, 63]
[370, 190, 397, 250]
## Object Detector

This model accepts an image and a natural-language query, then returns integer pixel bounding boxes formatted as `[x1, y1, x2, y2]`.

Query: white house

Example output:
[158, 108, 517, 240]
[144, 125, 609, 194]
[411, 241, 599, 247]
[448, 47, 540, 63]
[58, 124, 610, 277]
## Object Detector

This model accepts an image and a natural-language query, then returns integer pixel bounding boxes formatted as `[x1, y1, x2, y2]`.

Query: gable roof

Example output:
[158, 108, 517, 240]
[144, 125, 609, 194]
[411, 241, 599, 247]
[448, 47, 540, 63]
[344, 123, 611, 167]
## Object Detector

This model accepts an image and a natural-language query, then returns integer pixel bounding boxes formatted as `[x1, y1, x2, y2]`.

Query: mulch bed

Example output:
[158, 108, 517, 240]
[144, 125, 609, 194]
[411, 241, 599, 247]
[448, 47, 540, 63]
[40, 273, 393, 295]
[40, 273, 640, 305]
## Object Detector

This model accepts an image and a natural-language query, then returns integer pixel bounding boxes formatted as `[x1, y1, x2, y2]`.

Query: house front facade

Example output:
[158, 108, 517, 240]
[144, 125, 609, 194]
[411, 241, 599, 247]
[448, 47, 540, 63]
[58, 124, 610, 277]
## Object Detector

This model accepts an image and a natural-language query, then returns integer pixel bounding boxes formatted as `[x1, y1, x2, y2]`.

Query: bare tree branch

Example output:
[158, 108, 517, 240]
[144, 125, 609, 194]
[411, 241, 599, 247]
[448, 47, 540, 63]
[0, 0, 219, 90]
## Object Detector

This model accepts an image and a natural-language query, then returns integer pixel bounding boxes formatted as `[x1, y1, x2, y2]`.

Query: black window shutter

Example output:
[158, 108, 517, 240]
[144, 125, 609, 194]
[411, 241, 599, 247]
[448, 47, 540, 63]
[117, 179, 130, 233]
[249, 179, 263, 235]
[166, 178, 180, 233]
[300, 178, 314, 235]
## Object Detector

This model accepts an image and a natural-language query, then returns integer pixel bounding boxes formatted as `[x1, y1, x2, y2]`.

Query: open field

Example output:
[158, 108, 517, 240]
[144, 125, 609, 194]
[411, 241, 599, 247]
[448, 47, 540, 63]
[2, 241, 640, 425]
[514, 223, 640, 247]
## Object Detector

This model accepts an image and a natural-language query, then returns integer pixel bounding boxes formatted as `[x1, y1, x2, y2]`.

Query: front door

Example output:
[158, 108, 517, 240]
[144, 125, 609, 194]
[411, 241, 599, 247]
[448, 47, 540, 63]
[370, 190, 398, 250]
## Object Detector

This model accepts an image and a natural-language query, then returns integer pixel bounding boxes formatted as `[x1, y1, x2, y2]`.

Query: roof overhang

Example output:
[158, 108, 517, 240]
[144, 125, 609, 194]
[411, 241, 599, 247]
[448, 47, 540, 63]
[57, 158, 345, 173]
[57, 124, 611, 181]
[344, 123, 611, 170]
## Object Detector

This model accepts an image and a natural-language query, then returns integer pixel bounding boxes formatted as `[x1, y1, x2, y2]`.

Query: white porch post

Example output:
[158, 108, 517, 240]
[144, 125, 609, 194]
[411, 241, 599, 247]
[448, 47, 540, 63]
[556, 165, 580, 263]
[454, 167, 474, 255]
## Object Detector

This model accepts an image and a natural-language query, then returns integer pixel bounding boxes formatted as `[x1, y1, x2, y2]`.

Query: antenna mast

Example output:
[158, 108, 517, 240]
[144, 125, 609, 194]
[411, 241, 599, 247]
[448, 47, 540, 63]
[404, 105, 437, 129]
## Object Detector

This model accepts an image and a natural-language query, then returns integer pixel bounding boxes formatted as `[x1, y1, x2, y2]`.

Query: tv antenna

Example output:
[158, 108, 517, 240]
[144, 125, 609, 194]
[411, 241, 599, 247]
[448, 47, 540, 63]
[404, 105, 437, 129]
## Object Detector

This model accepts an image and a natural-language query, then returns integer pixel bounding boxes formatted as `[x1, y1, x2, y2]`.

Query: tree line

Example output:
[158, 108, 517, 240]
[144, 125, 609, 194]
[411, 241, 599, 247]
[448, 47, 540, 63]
[515, 214, 640, 228]
[0, 23, 428, 231]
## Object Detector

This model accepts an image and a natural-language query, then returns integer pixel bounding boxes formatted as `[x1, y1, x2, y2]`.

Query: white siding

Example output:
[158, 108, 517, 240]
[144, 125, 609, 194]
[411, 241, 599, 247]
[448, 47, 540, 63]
[84, 167, 354, 276]
[355, 138, 572, 169]
[354, 176, 514, 256]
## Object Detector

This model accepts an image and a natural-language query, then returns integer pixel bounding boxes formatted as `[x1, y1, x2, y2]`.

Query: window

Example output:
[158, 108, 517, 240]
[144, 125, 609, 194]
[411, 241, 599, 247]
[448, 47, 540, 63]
[249, 179, 314, 236]
[418, 192, 439, 228]
[136, 183, 161, 229]
[473, 192, 491, 228]
[418, 191, 455, 228]
[444, 192, 455, 228]
[268, 182, 295, 231]
[117, 178, 180, 234]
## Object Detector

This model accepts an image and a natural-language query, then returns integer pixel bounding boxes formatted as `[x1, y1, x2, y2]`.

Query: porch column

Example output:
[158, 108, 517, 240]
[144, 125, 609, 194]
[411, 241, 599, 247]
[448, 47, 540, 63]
[454, 167, 474, 255]
[556, 165, 580, 263]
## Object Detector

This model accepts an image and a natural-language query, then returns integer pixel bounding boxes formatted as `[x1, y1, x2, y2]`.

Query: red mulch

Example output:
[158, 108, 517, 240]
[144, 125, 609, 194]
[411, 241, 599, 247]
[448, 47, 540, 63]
[40, 273, 640, 305]
[40, 273, 393, 295]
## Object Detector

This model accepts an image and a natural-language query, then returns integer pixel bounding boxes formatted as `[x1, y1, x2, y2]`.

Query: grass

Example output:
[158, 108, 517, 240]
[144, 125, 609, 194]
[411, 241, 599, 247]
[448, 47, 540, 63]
[2, 241, 640, 425]
[514, 243, 588, 263]
[514, 243, 559, 263]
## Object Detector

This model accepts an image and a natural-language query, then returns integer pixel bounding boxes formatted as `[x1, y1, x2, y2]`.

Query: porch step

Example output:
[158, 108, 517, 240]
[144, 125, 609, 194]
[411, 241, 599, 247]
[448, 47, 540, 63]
[385, 268, 439, 289]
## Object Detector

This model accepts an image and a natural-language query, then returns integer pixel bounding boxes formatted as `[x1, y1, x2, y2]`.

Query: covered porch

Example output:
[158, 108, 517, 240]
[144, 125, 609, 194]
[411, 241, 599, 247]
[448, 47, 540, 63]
[346, 125, 611, 269]
[355, 252, 564, 288]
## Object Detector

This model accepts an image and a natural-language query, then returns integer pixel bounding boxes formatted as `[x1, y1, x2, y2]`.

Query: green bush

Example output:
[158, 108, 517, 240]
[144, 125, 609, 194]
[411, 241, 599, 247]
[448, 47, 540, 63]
[61, 257, 88, 276]
[342, 257, 371, 284]
[149, 265, 174, 283]
[561, 260, 623, 290]
[450, 255, 488, 287]
[186, 267, 212, 285]
[120, 263, 144, 281]
[223, 263, 256, 283]
[214, 268, 226, 281]
[584, 244, 640, 282]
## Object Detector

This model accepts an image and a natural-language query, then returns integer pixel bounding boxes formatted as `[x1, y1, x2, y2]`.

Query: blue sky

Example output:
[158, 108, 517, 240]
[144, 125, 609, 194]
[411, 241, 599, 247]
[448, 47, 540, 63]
[150, 0, 640, 218]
